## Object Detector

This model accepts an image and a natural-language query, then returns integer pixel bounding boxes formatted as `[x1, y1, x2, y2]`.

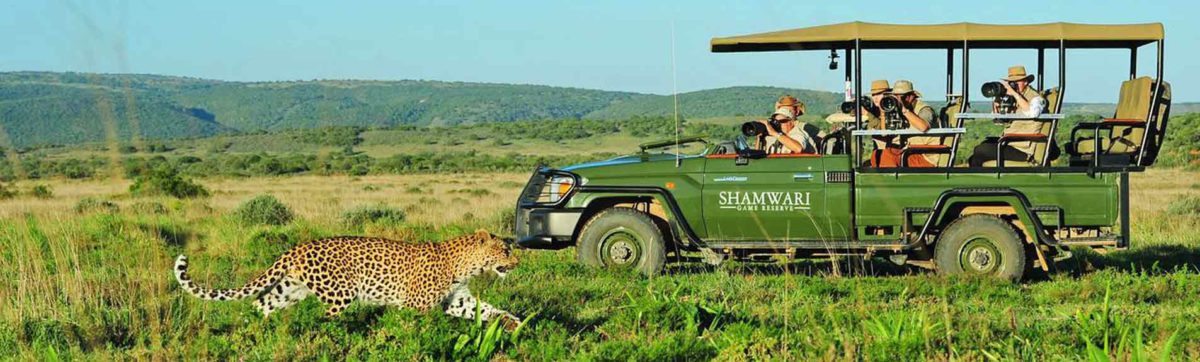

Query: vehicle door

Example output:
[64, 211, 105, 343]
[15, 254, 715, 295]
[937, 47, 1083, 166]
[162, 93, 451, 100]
[701, 153, 829, 241]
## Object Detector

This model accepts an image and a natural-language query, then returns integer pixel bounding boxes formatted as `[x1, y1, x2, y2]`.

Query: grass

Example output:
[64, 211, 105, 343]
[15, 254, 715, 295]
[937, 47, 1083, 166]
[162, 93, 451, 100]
[0, 170, 1198, 360]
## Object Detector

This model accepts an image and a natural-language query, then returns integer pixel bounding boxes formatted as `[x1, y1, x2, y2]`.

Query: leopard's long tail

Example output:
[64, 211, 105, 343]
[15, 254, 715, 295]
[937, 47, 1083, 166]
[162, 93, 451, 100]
[174, 255, 286, 301]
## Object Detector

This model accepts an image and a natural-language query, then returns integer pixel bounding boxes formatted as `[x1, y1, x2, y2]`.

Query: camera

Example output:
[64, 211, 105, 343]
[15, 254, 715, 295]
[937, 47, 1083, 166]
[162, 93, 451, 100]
[980, 81, 1017, 98]
[879, 95, 908, 129]
[981, 81, 1018, 114]
[839, 96, 877, 114]
[741, 119, 782, 137]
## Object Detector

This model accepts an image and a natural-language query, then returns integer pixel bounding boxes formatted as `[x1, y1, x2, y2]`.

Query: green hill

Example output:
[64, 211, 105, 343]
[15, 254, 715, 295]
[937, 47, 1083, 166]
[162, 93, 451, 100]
[0, 75, 232, 147]
[582, 86, 845, 120]
[2, 71, 1196, 148]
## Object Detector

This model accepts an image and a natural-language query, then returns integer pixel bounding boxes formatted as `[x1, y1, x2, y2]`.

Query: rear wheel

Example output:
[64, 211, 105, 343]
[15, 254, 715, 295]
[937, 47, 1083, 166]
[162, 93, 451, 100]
[934, 214, 1027, 281]
[577, 208, 666, 276]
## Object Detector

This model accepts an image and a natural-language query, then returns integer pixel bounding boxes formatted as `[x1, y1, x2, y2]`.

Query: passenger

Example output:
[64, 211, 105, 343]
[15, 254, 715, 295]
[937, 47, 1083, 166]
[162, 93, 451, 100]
[755, 95, 818, 154]
[968, 65, 1061, 167]
[860, 80, 890, 130]
[872, 80, 935, 168]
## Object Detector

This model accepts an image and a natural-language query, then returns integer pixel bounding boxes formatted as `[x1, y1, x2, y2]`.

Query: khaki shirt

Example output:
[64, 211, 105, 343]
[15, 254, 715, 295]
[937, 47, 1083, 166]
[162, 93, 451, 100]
[1004, 87, 1047, 155]
[902, 101, 944, 164]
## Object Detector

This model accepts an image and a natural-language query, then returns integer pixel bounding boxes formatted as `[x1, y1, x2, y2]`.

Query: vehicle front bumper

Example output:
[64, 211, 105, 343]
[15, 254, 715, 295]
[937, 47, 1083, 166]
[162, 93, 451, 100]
[513, 167, 583, 249]
[514, 208, 582, 249]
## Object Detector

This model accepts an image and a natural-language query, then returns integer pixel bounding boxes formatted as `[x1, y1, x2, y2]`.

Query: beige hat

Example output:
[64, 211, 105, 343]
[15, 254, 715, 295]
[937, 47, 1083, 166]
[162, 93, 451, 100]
[892, 80, 922, 97]
[825, 112, 855, 124]
[772, 106, 795, 120]
[869, 79, 891, 95]
[1003, 65, 1035, 82]
[776, 95, 806, 116]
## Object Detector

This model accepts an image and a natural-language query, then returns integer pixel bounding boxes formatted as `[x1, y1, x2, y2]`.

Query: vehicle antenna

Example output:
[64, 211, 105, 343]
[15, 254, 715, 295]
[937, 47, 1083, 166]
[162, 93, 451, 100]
[671, 20, 681, 167]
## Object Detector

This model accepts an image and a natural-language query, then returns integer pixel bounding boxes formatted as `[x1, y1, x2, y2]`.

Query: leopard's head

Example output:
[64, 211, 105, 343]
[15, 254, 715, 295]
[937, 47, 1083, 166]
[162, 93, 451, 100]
[465, 229, 519, 279]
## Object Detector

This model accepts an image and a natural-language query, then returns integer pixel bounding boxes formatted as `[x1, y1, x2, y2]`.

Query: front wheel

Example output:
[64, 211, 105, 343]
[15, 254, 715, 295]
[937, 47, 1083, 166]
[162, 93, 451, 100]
[934, 214, 1027, 281]
[577, 208, 666, 276]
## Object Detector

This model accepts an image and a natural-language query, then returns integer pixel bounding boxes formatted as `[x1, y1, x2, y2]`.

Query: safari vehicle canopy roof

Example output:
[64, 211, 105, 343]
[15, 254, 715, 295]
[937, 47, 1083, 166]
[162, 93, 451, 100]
[711, 22, 1163, 51]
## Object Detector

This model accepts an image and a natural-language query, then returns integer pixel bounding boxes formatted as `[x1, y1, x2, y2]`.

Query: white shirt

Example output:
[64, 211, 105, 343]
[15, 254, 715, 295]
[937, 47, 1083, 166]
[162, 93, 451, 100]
[1018, 95, 1046, 118]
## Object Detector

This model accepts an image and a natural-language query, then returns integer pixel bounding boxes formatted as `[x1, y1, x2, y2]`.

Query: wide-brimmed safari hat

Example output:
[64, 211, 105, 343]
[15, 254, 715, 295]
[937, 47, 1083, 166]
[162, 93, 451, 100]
[776, 94, 806, 116]
[892, 80, 922, 97]
[772, 106, 796, 120]
[869, 79, 891, 95]
[825, 112, 855, 124]
[1002, 65, 1035, 82]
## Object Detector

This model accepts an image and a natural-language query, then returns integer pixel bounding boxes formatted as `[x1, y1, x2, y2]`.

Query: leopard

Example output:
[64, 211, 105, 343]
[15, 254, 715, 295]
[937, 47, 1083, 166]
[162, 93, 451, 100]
[173, 229, 521, 327]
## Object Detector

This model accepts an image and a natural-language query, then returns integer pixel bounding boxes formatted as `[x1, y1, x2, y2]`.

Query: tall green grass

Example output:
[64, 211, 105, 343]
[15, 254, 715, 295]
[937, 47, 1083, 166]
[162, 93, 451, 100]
[1, 187, 1198, 360]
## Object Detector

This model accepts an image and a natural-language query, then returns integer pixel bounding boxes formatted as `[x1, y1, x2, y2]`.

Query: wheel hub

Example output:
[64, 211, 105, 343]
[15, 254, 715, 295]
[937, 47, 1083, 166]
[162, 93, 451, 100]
[960, 237, 1002, 274]
[599, 228, 643, 267]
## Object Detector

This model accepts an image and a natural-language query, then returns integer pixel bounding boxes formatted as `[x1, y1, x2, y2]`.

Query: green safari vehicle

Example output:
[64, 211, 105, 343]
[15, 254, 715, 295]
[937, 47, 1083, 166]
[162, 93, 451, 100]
[513, 22, 1173, 280]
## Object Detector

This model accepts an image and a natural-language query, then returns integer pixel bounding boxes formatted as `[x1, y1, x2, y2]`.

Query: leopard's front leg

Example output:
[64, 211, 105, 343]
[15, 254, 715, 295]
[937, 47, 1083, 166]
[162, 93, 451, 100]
[441, 284, 519, 329]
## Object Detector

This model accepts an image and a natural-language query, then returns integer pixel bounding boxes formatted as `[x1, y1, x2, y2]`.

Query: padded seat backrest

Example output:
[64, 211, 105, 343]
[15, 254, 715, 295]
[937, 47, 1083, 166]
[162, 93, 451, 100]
[1043, 87, 1062, 114]
[1108, 77, 1159, 154]
[1027, 87, 1062, 165]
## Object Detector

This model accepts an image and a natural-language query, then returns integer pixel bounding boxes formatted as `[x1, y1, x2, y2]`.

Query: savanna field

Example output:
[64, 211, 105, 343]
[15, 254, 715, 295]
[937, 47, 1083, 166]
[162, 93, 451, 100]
[0, 168, 1198, 361]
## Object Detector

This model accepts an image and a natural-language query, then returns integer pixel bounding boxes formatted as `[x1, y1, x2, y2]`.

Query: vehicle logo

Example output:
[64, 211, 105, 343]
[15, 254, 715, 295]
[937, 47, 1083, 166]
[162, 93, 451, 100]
[718, 191, 812, 212]
[712, 176, 748, 182]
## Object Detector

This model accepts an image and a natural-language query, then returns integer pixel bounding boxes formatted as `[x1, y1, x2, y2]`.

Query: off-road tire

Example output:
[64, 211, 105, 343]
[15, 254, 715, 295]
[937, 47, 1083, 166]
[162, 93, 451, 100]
[934, 214, 1027, 281]
[576, 208, 666, 276]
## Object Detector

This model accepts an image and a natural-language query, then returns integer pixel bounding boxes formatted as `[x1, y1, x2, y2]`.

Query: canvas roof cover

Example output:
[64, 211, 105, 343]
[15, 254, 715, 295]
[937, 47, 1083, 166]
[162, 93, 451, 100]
[711, 22, 1163, 52]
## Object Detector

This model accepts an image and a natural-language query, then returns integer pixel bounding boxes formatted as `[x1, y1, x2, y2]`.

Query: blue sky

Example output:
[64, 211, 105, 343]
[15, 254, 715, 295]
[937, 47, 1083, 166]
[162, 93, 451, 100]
[1, 0, 1196, 102]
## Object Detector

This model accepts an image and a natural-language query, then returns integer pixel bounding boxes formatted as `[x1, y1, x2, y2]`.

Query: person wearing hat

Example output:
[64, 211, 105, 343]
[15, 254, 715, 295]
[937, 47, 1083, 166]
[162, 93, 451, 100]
[968, 65, 1059, 167]
[858, 79, 892, 130]
[992, 65, 1044, 117]
[754, 95, 818, 154]
[873, 80, 936, 167]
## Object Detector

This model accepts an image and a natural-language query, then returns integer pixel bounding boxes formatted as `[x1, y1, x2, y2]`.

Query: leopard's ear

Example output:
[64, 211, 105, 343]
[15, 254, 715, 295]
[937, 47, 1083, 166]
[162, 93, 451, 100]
[474, 229, 491, 242]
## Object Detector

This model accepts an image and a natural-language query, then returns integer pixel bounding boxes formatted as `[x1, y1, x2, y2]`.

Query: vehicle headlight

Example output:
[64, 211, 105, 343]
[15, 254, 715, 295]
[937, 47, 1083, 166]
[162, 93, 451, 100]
[547, 176, 575, 202]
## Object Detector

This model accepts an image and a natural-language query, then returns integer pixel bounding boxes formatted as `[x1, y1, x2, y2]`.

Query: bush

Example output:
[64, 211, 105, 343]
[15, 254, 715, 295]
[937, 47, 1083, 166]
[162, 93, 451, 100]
[341, 205, 406, 227]
[131, 201, 168, 215]
[1166, 195, 1200, 216]
[29, 184, 53, 199]
[0, 182, 15, 199]
[129, 167, 209, 199]
[74, 197, 119, 213]
[233, 195, 295, 226]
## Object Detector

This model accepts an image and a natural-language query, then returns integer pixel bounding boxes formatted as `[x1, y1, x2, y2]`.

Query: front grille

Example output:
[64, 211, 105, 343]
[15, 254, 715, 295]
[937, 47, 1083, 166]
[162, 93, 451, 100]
[517, 168, 550, 207]
[516, 167, 579, 207]
[826, 171, 851, 183]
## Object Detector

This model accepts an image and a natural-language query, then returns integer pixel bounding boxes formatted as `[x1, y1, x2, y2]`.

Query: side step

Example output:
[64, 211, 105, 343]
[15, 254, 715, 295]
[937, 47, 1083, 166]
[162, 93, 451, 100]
[1058, 235, 1125, 253]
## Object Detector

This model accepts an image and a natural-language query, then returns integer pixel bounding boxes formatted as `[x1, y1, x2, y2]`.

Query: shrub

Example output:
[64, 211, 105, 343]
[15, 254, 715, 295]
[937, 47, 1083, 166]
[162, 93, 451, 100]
[341, 205, 406, 227]
[30, 184, 53, 199]
[0, 182, 15, 199]
[131, 201, 168, 215]
[129, 166, 209, 199]
[233, 195, 295, 226]
[74, 197, 119, 214]
[1165, 195, 1200, 216]
[451, 188, 493, 197]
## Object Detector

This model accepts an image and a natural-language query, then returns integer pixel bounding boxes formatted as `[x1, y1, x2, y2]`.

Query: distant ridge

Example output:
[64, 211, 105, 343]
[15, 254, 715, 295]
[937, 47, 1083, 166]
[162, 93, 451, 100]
[0, 71, 1193, 148]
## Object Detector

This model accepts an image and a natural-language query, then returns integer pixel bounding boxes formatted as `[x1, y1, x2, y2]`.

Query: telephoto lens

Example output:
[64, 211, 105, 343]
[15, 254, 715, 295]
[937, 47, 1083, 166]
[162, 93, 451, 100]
[880, 96, 901, 113]
[981, 81, 1005, 98]
[741, 120, 781, 137]
[839, 96, 874, 114]
[839, 101, 856, 114]
[740, 121, 767, 137]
